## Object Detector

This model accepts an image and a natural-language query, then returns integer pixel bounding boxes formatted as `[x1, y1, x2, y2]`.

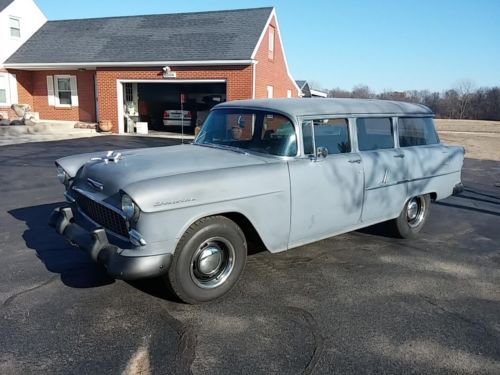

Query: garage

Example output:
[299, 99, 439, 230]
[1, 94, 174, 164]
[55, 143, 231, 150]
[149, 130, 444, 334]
[119, 80, 227, 134]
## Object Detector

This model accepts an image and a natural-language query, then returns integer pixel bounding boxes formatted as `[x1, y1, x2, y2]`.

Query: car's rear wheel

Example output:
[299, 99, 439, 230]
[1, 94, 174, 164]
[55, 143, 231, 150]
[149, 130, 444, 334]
[388, 194, 431, 238]
[165, 216, 247, 304]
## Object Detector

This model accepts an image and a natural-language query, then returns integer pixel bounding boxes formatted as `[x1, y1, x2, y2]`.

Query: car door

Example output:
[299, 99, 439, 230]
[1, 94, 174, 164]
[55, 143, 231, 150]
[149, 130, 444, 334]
[288, 118, 364, 247]
[356, 117, 407, 223]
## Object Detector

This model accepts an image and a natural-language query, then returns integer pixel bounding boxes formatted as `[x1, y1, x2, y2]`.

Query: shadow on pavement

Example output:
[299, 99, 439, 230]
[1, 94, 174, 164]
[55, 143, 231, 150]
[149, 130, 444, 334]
[9, 202, 115, 289]
[7, 201, 268, 303]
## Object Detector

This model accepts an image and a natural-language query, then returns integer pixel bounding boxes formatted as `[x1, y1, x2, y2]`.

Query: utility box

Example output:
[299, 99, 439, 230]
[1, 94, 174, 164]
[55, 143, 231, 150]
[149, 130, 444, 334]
[135, 122, 148, 134]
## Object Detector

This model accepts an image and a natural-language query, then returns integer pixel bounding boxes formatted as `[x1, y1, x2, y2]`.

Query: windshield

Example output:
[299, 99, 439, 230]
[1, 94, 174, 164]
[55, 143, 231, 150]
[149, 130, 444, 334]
[194, 109, 297, 157]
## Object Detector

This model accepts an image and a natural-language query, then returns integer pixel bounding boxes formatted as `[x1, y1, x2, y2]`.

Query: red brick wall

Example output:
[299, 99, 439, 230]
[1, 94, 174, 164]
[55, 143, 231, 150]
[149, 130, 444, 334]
[254, 16, 299, 99]
[30, 70, 96, 122]
[96, 65, 253, 133]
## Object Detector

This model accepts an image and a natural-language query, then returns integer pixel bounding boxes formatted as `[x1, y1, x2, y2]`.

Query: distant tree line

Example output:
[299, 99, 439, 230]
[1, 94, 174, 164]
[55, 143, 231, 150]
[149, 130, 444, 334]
[326, 81, 500, 120]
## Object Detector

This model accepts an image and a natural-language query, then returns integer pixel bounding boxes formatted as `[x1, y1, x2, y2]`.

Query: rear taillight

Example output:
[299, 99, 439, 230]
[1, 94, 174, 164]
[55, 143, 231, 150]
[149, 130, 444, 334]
[163, 111, 169, 119]
[187, 111, 192, 118]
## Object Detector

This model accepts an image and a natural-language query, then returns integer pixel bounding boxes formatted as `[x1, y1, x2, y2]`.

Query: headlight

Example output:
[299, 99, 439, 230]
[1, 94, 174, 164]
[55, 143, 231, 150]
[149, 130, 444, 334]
[121, 194, 139, 221]
[57, 165, 68, 185]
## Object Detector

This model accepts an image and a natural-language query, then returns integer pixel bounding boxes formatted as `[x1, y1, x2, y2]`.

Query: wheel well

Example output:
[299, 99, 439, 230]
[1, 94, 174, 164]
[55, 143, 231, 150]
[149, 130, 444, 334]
[429, 192, 437, 201]
[220, 212, 268, 255]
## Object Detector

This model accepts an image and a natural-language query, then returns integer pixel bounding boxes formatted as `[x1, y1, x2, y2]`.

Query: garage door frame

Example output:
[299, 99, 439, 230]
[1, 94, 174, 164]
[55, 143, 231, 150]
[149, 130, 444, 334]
[116, 79, 227, 134]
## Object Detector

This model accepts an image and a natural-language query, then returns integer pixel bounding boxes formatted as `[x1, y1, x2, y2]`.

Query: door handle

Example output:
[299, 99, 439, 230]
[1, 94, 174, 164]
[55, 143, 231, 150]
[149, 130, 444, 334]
[348, 159, 362, 164]
[394, 154, 405, 158]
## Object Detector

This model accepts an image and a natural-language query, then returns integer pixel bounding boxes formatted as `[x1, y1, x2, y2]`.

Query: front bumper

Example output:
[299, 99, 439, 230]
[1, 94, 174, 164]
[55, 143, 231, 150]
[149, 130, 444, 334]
[163, 119, 190, 127]
[49, 206, 172, 280]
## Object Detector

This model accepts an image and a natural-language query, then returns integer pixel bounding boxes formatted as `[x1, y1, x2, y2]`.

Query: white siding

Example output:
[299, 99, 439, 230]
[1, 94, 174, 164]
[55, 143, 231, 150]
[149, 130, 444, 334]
[0, 0, 47, 65]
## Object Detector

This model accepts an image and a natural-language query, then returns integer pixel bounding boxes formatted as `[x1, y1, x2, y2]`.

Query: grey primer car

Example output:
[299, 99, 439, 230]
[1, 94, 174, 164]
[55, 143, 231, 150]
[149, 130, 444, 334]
[49, 98, 464, 303]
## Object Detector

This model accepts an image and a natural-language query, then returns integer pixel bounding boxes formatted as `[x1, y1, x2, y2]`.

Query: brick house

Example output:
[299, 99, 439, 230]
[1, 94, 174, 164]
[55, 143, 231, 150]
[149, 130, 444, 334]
[3, 6, 300, 133]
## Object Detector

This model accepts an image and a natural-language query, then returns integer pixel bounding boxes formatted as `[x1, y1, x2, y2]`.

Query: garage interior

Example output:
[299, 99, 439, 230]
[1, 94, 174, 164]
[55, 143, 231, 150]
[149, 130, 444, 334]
[122, 81, 227, 134]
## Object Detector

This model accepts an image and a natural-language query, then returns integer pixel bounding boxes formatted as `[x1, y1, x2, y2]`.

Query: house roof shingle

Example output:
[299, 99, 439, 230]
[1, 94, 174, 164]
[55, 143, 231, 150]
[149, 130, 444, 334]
[0, 0, 15, 12]
[6, 7, 273, 65]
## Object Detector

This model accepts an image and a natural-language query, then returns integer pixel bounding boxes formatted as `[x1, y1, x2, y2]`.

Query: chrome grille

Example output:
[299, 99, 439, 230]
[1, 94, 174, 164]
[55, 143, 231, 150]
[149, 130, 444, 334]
[75, 192, 129, 237]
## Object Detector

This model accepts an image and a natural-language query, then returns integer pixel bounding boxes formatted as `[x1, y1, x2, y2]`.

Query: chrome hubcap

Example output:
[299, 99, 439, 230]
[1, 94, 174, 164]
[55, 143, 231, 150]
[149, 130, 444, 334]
[406, 196, 426, 228]
[191, 237, 235, 289]
[407, 200, 419, 221]
[197, 247, 223, 276]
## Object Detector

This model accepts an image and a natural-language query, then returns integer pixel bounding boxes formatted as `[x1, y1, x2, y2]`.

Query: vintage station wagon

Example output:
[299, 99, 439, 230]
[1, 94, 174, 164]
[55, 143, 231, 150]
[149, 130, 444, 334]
[50, 98, 464, 303]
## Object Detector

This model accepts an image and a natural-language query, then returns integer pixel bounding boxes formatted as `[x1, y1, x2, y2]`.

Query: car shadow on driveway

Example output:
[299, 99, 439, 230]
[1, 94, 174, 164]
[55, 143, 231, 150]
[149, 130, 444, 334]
[9, 201, 186, 302]
[9, 202, 115, 289]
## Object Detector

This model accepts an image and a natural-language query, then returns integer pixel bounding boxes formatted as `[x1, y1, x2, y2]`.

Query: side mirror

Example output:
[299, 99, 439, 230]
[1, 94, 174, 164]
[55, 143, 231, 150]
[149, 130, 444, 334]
[316, 146, 329, 159]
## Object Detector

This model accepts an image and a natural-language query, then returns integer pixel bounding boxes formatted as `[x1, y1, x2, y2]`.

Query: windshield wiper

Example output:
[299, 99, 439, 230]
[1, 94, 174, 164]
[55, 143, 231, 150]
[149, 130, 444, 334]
[194, 142, 249, 155]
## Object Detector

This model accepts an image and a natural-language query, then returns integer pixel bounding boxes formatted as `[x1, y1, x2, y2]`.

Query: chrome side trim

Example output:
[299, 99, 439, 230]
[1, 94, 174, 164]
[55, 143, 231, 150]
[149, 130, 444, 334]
[87, 178, 104, 191]
[64, 192, 76, 203]
[365, 171, 457, 191]
[129, 230, 147, 247]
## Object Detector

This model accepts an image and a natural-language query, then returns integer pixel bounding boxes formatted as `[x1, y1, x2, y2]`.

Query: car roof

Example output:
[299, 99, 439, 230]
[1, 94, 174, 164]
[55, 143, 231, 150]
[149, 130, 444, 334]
[215, 98, 433, 118]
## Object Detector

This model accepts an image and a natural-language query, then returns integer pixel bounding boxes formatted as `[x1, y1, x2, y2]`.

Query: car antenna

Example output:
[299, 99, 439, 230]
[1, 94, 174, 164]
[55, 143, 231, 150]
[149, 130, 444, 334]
[180, 93, 185, 145]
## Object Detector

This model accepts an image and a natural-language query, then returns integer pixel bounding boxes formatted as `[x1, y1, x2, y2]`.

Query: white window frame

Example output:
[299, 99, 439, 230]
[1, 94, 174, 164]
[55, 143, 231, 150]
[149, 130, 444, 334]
[9, 16, 21, 39]
[0, 73, 18, 106]
[266, 85, 274, 99]
[0, 74, 8, 105]
[287, 89, 292, 98]
[268, 26, 275, 60]
[52, 75, 79, 108]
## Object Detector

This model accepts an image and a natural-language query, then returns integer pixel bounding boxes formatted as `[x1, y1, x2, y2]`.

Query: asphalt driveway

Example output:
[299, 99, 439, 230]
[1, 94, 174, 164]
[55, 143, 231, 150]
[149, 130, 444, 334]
[0, 136, 499, 374]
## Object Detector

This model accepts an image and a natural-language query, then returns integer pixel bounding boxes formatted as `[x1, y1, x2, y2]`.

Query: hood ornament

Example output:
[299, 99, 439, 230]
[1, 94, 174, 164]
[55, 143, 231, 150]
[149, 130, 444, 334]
[90, 151, 123, 164]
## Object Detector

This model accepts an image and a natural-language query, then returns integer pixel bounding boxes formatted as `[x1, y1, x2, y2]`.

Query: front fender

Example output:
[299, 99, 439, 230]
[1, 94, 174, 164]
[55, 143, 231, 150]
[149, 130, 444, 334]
[124, 162, 292, 253]
[122, 162, 289, 214]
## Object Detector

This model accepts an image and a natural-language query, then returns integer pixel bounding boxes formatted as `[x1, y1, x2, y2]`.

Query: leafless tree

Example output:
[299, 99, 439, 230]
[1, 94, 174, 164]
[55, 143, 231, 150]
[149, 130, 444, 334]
[351, 85, 373, 99]
[456, 79, 475, 119]
[328, 87, 351, 98]
[321, 82, 500, 120]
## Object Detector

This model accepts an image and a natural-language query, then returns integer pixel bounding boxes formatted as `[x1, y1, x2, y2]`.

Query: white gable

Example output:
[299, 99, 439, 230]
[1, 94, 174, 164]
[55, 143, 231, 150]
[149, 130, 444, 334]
[0, 0, 47, 66]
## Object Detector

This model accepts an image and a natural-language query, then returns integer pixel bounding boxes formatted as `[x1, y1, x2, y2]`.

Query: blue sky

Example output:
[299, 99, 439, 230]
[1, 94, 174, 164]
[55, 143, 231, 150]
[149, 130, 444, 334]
[36, 0, 500, 92]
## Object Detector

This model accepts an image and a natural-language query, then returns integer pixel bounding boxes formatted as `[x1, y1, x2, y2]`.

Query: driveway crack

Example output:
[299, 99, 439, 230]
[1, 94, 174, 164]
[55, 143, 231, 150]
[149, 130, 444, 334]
[2, 276, 58, 308]
[174, 326, 196, 375]
[419, 294, 499, 340]
[286, 306, 325, 375]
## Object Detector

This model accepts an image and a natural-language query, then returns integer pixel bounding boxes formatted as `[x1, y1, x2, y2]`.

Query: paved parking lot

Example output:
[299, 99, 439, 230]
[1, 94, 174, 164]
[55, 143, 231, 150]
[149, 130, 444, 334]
[1, 136, 499, 374]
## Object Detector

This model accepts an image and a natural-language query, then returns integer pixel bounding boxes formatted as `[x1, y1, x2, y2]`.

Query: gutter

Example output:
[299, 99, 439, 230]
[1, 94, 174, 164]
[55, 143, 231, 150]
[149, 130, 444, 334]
[3, 60, 257, 70]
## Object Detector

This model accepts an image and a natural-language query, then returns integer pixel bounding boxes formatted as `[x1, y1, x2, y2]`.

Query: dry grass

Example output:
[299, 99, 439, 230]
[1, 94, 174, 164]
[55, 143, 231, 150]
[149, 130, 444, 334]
[435, 119, 500, 133]
[435, 119, 500, 161]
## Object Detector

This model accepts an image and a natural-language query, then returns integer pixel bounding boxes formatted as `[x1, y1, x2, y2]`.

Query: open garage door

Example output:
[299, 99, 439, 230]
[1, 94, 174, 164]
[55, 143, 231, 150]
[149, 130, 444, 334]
[120, 80, 226, 134]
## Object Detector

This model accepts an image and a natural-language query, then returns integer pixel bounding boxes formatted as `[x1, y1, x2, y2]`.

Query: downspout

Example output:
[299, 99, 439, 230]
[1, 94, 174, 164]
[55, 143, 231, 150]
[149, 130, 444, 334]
[252, 61, 257, 99]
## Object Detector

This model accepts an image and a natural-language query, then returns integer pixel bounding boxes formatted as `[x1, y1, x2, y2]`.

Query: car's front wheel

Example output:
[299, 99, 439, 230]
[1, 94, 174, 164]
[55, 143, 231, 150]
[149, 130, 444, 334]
[165, 216, 247, 304]
[388, 194, 431, 238]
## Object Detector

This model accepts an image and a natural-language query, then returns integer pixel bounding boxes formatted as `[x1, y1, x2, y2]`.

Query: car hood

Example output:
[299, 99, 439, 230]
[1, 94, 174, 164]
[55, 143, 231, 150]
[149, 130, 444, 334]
[71, 144, 270, 196]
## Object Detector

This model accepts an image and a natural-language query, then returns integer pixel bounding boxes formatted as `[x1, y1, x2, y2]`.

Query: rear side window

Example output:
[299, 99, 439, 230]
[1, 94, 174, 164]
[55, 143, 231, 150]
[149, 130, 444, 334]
[398, 117, 440, 147]
[356, 118, 394, 151]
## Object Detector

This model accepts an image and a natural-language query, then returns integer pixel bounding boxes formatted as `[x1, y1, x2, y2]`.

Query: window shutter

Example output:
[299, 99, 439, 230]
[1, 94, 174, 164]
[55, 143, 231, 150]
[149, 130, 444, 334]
[47, 76, 55, 106]
[8, 74, 18, 104]
[70, 76, 79, 107]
